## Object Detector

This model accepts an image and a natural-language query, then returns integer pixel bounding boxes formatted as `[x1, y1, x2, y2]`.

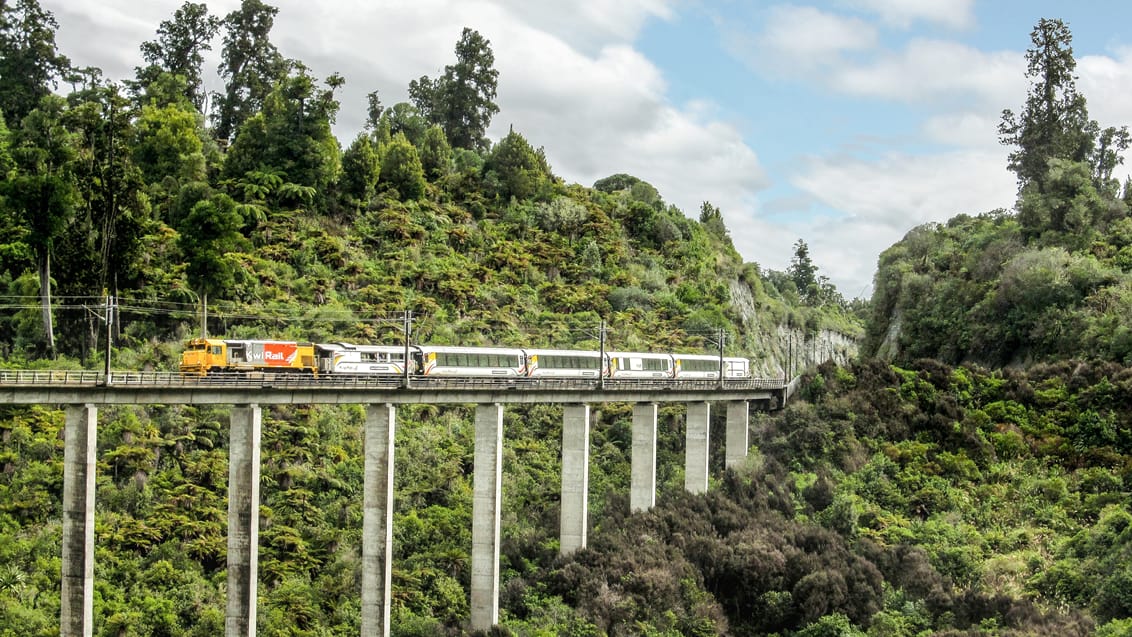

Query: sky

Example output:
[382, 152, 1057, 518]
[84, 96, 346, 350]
[42, 0, 1132, 299]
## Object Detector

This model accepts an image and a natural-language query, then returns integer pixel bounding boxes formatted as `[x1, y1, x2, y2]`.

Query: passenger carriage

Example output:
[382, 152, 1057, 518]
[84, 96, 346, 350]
[524, 349, 604, 378]
[316, 343, 413, 375]
[606, 351, 674, 379]
[414, 345, 527, 377]
[670, 354, 754, 379]
[722, 356, 750, 379]
[672, 353, 725, 379]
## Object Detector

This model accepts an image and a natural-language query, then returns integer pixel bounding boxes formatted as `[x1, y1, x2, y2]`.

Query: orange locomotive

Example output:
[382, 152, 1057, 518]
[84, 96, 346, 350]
[179, 338, 317, 376]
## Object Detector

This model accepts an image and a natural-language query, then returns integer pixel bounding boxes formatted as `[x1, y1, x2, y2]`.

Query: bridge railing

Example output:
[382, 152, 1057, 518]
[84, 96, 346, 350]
[0, 370, 788, 392]
[0, 370, 107, 384]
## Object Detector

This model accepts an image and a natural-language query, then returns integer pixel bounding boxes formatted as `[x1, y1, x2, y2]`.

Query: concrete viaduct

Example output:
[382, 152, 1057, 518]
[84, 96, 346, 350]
[0, 371, 795, 636]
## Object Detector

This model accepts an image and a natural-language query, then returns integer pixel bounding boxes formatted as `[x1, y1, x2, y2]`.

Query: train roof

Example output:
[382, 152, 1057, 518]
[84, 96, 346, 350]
[522, 348, 603, 356]
[415, 345, 525, 355]
[671, 353, 724, 360]
[316, 342, 408, 352]
[606, 351, 674, 359]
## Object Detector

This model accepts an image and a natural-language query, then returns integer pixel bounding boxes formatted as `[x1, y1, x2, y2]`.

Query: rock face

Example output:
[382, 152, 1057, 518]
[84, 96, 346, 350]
[873, 308, 903, 362]
[728, 279, 860, 378]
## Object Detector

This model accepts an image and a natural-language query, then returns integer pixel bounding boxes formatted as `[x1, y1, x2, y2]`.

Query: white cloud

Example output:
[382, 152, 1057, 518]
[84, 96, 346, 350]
[727, 5, 877, 76]
[774, 149, 1016, 295]
[794, 149, 1014, 227]
[1078, 49, 1132, 129]
[495, 0, 674, 51]
[832, 39, 1024, 108]
[731, 8, 1022, 113]
[922, 112, 1002, 150]
[839, 0, 975, 30]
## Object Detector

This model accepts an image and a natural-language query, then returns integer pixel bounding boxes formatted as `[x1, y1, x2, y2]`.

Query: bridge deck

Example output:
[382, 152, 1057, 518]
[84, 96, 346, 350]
[0, 371, 789, 405]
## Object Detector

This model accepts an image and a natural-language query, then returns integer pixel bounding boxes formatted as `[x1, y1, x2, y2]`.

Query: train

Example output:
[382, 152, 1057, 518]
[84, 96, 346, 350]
[179, 338, 752, 380]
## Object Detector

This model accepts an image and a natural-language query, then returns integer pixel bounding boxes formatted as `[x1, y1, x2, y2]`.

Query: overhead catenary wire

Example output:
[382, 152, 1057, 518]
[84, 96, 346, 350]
[0, 296, 758, 359]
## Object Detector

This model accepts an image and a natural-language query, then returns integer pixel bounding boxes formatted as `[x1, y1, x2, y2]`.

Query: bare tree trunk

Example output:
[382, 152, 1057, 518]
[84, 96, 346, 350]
[202, 291, 208, 338]
[39, 250, 55, 354]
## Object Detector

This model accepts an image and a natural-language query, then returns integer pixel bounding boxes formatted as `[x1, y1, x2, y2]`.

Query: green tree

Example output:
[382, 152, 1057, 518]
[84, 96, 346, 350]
[1, 95, 78, 352]
[0, 112, 12, 175]
[998, 19, 1097, 195]
[1017, 158, 1108, 244]
[1090, 125, 1131, 195]
[222, 65, 342, 212]
[378, 133, 426, 201]
[177, 193, 245, 330]
[534, 196, 588, 241]
[133, 94, 208, 187]
[0, 113, 33, 281]
[419, 124, 452, 181]
[211, 0, 287, 142]
[593, 173, 641, 193]
[134, 1, 221, 113]
[698, 201, 728, 240]
[378, 102, 427, 147]
[409, 27, 499, 151]
[483, 129, 548, 202]
[0, 0, 70, 123]
[364, 89, 384, 130]
[63, 82, 150, 297]
[339, 132, 381, 211]
[789, 239, 819, 303]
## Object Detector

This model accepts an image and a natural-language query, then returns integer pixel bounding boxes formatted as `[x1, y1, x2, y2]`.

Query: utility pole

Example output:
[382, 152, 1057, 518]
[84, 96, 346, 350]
[717, 328, 726, 381]
[103, 292, 115, 385]
[402, 310, 412, 389]
[787, 336, 793, 382]
[598, 320, 606, 390]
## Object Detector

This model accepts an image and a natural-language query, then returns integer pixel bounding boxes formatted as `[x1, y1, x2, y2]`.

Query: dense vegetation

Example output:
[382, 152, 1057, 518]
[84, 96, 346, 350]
[865, 19, 1132, 368]
[0, 1, 861, 636]
[539, 356, 1132, 636]
[3, 2, 1128, 636]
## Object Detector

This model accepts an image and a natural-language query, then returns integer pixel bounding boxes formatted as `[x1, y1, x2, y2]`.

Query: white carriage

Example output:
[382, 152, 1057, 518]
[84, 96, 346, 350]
[415, 345, 527, 377]
[606, 351, 674, 379]
[524, 349, 604, 378]
[316, 343, 412, 375]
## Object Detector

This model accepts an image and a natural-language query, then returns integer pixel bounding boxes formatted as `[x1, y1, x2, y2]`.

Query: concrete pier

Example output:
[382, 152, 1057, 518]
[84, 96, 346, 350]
[560, 404, 590, 554]
[362, 404, 395, 637]
[61, 404, 97, 637]
[226, 405, 262, 637]
[470, 404, 503, 631]
[725, 401, 749, 469]
[630, 403, 658, 512]
[684, 402, 710, 494]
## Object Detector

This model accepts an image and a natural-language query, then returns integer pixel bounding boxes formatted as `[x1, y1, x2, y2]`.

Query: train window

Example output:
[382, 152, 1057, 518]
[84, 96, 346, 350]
[682, 359, 717, 372]
[542, 355, 599, 369]
[436, 352, 518, 368]
[211, 346, 223, 355]
[643, 358, 669, 371]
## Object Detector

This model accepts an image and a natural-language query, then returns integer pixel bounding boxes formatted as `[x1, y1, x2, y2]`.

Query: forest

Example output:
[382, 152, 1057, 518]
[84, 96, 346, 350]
[0, 1, 1130, 636]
